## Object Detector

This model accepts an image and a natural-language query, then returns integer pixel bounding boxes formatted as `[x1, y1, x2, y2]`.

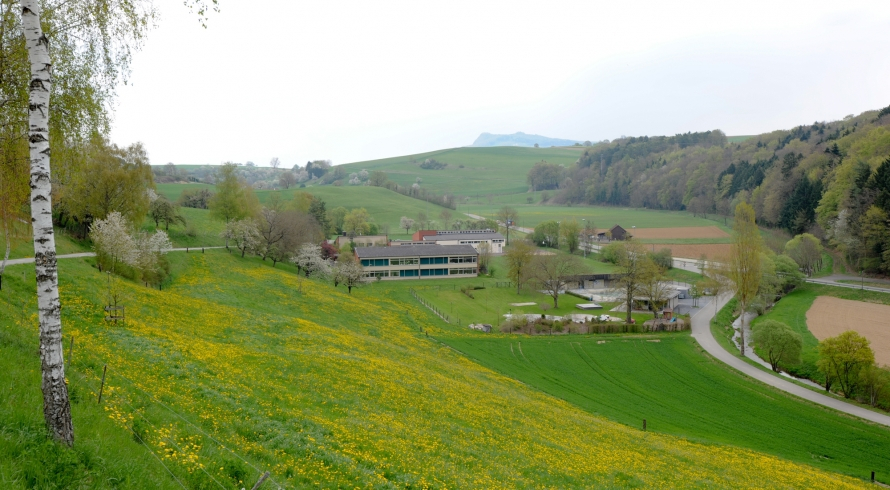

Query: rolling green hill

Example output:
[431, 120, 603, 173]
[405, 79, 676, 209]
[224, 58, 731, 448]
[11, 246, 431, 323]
[0, 253, 871, 488]
[338, 146, 584, 196]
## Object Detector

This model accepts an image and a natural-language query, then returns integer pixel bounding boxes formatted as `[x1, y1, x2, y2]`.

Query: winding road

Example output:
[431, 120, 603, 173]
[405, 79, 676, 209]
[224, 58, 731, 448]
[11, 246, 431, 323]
[671, 259, 890, 427]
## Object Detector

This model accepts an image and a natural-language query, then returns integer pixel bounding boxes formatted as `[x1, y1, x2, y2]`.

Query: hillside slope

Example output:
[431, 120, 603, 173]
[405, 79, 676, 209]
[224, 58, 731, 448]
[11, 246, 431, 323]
[338, 146, 584, 196]
[0, 254, 869, 488]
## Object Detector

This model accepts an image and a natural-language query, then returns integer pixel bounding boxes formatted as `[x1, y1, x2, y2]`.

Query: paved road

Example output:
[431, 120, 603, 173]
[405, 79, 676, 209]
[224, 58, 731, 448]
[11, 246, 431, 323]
[806, 274, 890, 293]
[668, 259, 890, 427]
[4, 247, 226, 267]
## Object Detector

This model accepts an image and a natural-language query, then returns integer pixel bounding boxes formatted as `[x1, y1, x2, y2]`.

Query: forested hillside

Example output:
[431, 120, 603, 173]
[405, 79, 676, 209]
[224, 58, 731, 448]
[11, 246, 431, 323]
[537, 106, 890, 272]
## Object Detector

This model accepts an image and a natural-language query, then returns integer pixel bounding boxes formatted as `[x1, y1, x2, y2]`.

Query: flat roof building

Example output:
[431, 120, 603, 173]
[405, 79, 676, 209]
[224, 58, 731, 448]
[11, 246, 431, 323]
[355, 244, 479, 280]
[390, 229, 506, 254]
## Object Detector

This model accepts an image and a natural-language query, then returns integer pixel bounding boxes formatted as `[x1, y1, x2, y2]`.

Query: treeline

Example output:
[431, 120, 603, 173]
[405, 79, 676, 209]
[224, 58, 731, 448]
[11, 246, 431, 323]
[533, 107, 890, 273]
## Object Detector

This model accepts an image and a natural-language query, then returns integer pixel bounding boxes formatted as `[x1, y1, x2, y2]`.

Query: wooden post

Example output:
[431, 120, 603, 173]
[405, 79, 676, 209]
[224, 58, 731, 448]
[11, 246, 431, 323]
[872, 471, 875, 483]
[643, 419, 646, 431]
[98, 365, 107, 404]
[250, 471, 270, 490]
[202, 247, 205, 253]
[186, 247, 189, 253]
[66, 336, 74, 368]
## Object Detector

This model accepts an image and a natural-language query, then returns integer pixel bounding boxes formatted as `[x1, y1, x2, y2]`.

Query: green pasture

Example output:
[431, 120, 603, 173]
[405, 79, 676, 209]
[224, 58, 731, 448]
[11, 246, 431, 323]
[155, 183, 451, 236]
[440, 332, 890, 480]
[460, 202, 729, 230]
[338, 146, 584, 197]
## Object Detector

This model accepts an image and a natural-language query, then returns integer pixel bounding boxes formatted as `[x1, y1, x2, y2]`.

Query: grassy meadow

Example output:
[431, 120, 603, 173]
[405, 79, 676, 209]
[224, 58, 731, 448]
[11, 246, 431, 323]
[155, 183, 452, 237]
[339, 146, 585, 196]
[441, 333, 890, 480]
[0, 251, 877, 488]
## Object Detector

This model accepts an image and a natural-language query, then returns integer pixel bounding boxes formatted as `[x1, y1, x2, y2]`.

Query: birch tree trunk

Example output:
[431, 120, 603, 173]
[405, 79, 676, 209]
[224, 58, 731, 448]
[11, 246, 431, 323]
[0, 220, 9, 291]
[20, 0, 74, 446]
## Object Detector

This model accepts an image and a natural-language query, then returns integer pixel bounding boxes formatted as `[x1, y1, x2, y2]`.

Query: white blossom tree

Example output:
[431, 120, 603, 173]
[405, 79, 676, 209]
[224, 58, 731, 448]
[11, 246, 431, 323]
[90, 212, 138, 274]
[400, 216, 415, 235]
[132, 230, 173, 285]
[333, 259, 368, 293]
[221, 219, 261, 258]
[292, 243, 331, 278]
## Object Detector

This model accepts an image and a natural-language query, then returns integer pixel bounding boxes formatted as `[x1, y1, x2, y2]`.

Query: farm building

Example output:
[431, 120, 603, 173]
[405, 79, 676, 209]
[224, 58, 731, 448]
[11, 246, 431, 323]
[609, 225, 629, 241]
[392, 229, 506, 254]
[355, 244, 479, 280]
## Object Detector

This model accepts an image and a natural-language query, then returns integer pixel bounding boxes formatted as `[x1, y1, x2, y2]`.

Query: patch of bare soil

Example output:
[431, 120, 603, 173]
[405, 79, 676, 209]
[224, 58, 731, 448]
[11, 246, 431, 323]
[806, 296, 890, 367]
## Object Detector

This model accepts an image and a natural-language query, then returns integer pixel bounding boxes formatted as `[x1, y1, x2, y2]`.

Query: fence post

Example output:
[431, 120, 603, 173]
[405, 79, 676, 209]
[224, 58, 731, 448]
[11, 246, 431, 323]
[250, 471, 271, 490]
[98, 365, 108, 404]
[186, 247, 189, 253]
[643, 419, 647, 431]
[872, 471, 875, 483]
[66, 336, 74, 368]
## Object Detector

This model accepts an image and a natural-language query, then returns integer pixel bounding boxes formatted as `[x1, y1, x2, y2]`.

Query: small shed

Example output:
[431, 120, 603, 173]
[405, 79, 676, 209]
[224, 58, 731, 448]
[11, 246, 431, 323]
[610, 225, 628, 241]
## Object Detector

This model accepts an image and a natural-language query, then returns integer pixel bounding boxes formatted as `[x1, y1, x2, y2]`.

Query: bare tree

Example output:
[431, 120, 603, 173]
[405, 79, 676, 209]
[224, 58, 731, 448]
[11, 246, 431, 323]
[613, 241, 650, 324]
[532, 253, 581, 308]
[279, 171, 296, 189]
[505, 240, 535, 294]
[270, 156, 281, 169]
[640, 261, 670, 320]
[496, 206, 519, 245]
[256, 208, 288, 261]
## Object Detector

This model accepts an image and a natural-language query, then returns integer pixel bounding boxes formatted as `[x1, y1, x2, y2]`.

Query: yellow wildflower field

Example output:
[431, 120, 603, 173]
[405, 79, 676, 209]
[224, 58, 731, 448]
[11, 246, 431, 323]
[47, 252, 866, 488]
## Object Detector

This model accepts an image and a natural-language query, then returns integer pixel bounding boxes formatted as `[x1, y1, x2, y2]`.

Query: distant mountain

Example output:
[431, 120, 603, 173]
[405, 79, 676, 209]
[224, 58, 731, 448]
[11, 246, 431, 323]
[472, 132, 580, 148]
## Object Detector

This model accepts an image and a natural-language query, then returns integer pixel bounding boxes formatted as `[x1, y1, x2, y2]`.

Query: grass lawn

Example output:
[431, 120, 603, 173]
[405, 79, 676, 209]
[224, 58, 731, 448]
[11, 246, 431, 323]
[0, 253, 866, 487]
[440, 331, 890, 480]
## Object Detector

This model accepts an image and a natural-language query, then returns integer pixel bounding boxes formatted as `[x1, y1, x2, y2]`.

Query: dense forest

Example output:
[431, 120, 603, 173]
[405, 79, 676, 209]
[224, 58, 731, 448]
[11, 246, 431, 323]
[529, 106, 890, 273]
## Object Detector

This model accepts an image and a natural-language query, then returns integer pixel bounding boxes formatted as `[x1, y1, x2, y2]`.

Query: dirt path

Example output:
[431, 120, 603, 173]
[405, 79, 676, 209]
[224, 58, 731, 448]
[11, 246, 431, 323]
[5, 247, 226, 267]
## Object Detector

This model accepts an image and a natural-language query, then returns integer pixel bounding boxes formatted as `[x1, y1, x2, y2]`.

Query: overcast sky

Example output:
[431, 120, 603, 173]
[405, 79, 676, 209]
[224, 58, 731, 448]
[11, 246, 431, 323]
[109, 0, 890, 167]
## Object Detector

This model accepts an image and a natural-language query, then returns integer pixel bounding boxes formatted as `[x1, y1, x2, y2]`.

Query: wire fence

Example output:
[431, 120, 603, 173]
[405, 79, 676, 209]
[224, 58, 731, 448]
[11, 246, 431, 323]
[66, 344, 286, 490]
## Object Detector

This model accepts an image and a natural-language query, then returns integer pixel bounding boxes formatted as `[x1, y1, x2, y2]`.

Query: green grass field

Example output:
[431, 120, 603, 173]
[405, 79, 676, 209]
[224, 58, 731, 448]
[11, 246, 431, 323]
[338, 146, 584, 196]
[440, 332, 890, 480]
[155, 183, 452, 236]
[460, 202, 729, 230]
[1, 253, 870, 487]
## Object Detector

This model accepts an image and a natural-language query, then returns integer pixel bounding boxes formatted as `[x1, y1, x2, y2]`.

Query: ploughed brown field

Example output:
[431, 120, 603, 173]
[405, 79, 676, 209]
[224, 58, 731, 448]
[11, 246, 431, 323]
[806, 296, 890, 367]
[629, 226, 729, 240]
[647, 243, 732, 260]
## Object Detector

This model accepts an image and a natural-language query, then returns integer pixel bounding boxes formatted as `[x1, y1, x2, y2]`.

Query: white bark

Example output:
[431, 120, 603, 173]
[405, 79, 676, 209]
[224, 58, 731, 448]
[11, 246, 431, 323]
[1, 220, 10, 290]
[21, 0, 73, 445]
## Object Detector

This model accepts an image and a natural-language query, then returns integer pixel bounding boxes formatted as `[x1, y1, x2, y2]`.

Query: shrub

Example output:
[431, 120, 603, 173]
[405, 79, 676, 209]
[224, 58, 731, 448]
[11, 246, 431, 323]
[178, 188, 213, 209]
[601, 242, 625, 264]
